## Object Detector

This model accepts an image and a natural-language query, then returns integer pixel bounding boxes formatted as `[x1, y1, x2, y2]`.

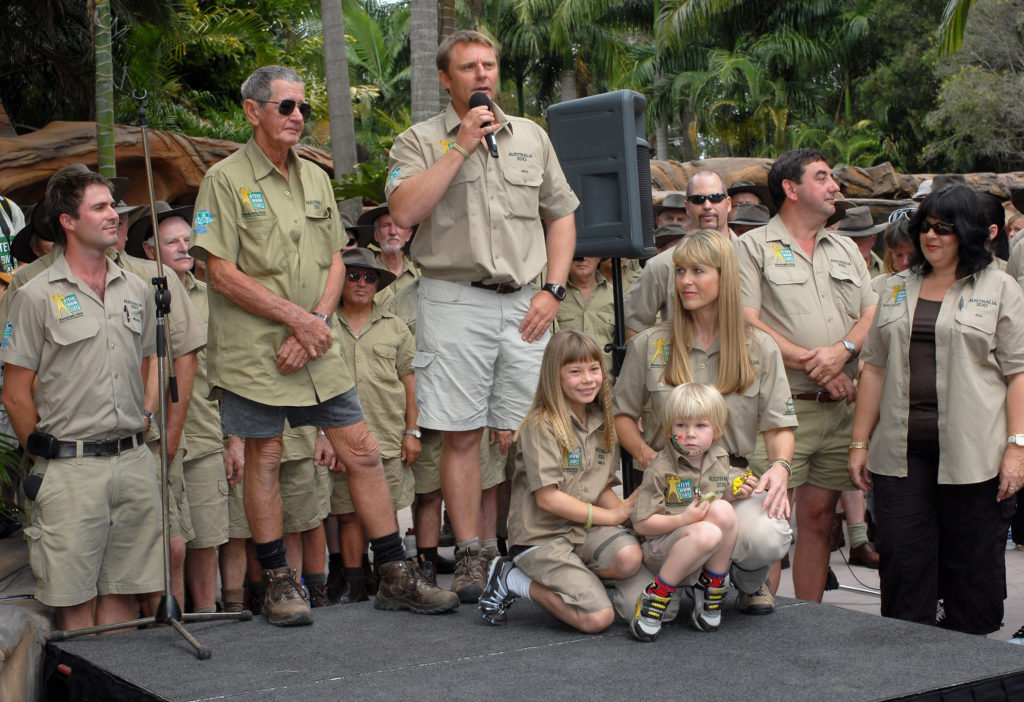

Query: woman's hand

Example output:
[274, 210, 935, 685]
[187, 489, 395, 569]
[754, 463, 791, 520]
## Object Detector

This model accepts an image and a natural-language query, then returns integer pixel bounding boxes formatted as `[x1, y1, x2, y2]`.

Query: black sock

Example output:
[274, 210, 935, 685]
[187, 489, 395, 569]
[328, 553, 343, 572]
[344, 566, 363, 582]
[253, 538, 288, 571]
[370, 532, 405, 566]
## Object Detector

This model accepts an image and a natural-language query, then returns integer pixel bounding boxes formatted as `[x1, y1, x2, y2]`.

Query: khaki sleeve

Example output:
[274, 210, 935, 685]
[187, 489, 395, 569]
[395, 319, 415, 378]
[734, 233, 764, 311]
[0, 286, 43, 371]
[517, 419, 567, 494]
[995, 275, 1024, 376]
[860, 301, 890, 367]
[624, 251, 671, 332]
[850, 244, 879, 309]
[630, 454, 670, 524]
[190, 171, 241, 264]
[1008, 242, 1024, 289]
[384, 128, 429, 199]
[166, 271, 207, 357]
[751, 330, 797, 432]
[611, 332, 649, 418]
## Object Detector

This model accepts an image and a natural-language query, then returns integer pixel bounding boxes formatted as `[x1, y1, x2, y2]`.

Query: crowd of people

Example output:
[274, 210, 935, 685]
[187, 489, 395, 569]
[2, 29, 1023, 647]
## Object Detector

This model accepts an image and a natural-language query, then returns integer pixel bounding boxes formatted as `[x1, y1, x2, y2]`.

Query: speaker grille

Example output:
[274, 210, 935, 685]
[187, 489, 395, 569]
[636, 144, 655, 249]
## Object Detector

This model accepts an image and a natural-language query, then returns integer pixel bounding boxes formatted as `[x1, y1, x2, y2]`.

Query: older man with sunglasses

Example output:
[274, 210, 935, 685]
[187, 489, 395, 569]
[623, 169, 736, 338]
[190, 65, 458, 626]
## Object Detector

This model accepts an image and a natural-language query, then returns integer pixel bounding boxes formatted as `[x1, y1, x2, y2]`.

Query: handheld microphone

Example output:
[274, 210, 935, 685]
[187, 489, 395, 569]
[469, 92, 499, 158]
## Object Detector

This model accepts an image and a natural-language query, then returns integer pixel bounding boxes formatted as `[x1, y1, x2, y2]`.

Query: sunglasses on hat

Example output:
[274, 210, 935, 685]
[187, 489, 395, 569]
[264, 99, 312, 120]
[686, 193, 728, 205]
[888, 207, 917, 223]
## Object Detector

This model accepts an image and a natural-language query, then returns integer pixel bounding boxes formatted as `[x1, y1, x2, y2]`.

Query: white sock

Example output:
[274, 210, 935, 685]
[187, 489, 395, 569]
[506, 566, 534, 602]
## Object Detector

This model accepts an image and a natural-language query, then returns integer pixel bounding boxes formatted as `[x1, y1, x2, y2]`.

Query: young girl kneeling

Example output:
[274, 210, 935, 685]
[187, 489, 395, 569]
[629, 383, 757, 641]
[478, 330, 642, 633]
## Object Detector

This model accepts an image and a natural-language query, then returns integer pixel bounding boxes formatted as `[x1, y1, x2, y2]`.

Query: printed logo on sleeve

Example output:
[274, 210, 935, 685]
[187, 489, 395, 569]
[193, 209, 213, 235]
[1, 321, 12, 348]
[53, 293, 83, 322]
[387, 166, 402, 185]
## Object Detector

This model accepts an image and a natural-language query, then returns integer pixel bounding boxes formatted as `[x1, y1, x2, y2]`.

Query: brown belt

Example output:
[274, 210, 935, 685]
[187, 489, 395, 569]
[792, 392, 840, 403]
[470, 281, 521, 294]
[729, 454, 749, 469]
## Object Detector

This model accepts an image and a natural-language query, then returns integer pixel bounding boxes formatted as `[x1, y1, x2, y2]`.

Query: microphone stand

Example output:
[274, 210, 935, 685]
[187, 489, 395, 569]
[49, 90, 251, 658]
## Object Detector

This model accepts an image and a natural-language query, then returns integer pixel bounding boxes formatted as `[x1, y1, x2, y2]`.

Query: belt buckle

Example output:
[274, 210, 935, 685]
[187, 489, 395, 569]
[815, 391, 830, 403]
[495, 282, 513, 294]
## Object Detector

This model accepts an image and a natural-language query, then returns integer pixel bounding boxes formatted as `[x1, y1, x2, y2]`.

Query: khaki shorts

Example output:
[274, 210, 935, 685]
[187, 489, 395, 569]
[227, 481, 250, 540]
[410, 429, 442, 495]
[280, 457, 331, 533]
[23, 445, 164, 607]
[147, 445, 194, 543]
[514, 527, 639, 614]
[748, 398, 856, 491]
[640, 525, 707, 588]
[330, 456, 414, 515]
[415, 277, 546, 432]
[182, 451, 229, 549]
[480, 433, 510, 490]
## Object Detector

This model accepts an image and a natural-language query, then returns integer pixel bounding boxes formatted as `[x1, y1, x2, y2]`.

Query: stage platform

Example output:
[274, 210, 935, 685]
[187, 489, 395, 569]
[44, 592, 1024, 702]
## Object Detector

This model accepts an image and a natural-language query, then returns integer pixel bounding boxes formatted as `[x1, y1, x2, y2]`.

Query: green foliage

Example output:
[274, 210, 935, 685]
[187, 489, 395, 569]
[0, 429, 25, 522]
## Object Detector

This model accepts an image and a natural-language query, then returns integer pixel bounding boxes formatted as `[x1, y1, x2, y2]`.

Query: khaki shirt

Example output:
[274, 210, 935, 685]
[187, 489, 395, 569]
[1008, 236, 1024, 286]
[613, 323, 795, 456]
[508, 406, 617, 546]
[631, 444, 733, 522]
[862, 267, 1024, 484]
[337, 304, 414, 458]
[182, 272, 222, 460]
[189, 138, 353, 406]
[390, 279, 419, 334]
[385, 102, 579, 286]
[373, 252, 420, 312]
[735, 216, 877, 394]
[0, 253, 155, 440]
[555, 271, 615, 362]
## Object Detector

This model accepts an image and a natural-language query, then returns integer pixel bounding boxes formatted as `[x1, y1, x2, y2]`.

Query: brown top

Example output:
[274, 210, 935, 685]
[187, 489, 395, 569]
[907, 297, 940, 441]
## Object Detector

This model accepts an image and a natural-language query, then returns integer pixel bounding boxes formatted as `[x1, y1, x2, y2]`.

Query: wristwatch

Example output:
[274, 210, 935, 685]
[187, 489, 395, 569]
[404, 429, 422, 439]
[541, 282, 566, 301]
[840, 339, 858, 357]
[313, 312, 332, 328]
[1007, 434, 1024, 447]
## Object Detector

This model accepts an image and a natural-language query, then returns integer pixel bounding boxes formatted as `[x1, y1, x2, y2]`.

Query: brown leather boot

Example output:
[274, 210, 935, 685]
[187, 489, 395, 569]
[375, 559, 459, 614]
[261, 566, 313, 626]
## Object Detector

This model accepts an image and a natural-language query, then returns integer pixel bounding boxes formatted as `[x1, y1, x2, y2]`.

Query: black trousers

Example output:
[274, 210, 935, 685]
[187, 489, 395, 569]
[872, 439, 1013, 635]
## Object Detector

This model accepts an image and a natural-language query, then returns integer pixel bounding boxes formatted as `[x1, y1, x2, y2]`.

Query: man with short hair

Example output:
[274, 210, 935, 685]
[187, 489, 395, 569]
[190, 65, 456, 625]
[1, 168, 163, 631]
[386, 30, 578, 601]
[623, 169, 734, 336]
[734, 148, 877, 602]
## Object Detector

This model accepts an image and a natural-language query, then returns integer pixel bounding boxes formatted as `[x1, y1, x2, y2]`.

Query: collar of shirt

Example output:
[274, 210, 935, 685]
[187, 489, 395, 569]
[243, 137, 300, 181]
[47, 250, 126, 290]
[442, 101, 514, 138]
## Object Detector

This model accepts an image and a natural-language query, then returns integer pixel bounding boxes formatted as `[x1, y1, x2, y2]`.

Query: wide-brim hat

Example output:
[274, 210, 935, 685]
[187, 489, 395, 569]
[654, 222, 688, 248]
[833, 206, 886, 238]
[342, 246, 397, 289]
[911, 179, 933, 202]
[653, 192, 688, 215]
[125, 201, 195, 258]
[727, 179, 773, 210]
[354, 204, 416, 249]
[10, 204, 45, 264]
[730, 202, 770, 227]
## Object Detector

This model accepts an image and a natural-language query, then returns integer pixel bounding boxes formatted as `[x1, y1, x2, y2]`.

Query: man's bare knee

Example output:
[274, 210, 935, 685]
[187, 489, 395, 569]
[328, 423, 382, 474]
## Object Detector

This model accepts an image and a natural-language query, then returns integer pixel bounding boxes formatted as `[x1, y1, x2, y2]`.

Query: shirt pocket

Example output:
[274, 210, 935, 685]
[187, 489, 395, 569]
[501, 162, 543, 220]
[305, 205, 336, 268]
[763, 262, 813, 316]
[235, 216, 281, 277]
[49, 315, 100, 347]
[954, 303, 997, 360]
[829, 265, 864, 321]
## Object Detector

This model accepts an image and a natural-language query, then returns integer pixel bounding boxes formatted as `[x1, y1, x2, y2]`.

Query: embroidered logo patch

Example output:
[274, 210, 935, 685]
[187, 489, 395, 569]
[650, 338, 671, 368]
[1, 321, 12, 349]
[387, 166, 401, 185]
[884, 283, 906, 307]
[784, 397, 796, 416]
[193, 209, 213, 235]
[771, 244, 796, 267]
[53, 293, 82, 322]
[666, 475, 692, 504]
[563, 446, 582, 472]
[237, 187, 265, 213]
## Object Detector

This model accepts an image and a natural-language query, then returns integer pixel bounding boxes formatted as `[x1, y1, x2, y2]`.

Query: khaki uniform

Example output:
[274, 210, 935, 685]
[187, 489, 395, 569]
[555, 272, 615, 364]
[189, 137, 353, 406]
[373, 252, 419, 312]
[507, 405, 637, 613]
[632, 444, 734, 522]
[1, 254, 163, 605]
[863, 267, 1024, 483]
[736, 217, 875, 490]
[1006, 237, 1024, 286]
[386, 102, 578, 287]
[613, 323, 796, 456]
[330, 304, 415, 512]
[279, 424, 330, 532]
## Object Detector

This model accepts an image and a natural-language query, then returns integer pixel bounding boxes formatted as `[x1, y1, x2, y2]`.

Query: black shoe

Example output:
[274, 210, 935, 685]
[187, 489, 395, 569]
[337, 577, 369, 604]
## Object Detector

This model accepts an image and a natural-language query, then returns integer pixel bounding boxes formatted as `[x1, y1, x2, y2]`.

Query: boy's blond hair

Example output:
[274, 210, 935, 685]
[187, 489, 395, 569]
[661, 383, 728, 440]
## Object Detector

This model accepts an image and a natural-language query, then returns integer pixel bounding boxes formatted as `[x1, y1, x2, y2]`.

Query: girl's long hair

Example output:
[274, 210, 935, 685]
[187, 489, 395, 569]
[664, 230, 754, 394]
[518, 330, 616, 452]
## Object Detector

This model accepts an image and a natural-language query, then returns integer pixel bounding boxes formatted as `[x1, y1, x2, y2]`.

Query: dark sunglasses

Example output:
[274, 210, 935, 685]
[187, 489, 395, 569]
[686, 193, 728, 205]
[920, 220, 955, 236]
[347, 271, 379, 284]
[888, 207, 917, 223]
[264, 99, 312, 120]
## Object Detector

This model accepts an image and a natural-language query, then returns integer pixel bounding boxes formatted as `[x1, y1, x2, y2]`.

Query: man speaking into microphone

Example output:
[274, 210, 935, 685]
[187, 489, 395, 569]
[387, 30, 578, 601]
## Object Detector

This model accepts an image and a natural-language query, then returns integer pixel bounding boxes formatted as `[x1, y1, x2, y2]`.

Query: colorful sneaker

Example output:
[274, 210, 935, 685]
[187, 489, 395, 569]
[374, 558, 460, 614]
[478, 556, 519, 625]
[261, 566, 313, 626]
[451, 548, 488, 603]
[737, 579, 775, 615]
[690, 573, 726, 632]
[630, 584, 671, 642]
[1009, 625, 1024, 645]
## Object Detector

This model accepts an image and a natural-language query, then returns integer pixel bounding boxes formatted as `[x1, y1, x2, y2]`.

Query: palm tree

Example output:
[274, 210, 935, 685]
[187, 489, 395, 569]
[938, 0, 976, 55]
[321, 0, 359, 220]
[409, 0, 439, 123]
[92, 0, 116, 177]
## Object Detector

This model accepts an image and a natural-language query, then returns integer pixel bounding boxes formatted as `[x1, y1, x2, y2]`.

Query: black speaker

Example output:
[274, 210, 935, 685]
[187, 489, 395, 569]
[546, 90, 655, 259]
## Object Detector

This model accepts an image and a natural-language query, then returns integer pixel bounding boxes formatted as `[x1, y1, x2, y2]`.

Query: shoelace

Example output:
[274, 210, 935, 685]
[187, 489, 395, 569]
[640, 592, 670, 620]
[270, 570, 307, 601]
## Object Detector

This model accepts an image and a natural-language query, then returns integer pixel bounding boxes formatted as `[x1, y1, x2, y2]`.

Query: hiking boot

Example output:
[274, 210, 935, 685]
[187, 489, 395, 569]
[261, 567, 313, 626]
[690, 574, 726, 632]
[326, 564, 346, 603]
[375, 559, 460, 614]
[1009, 624, 1024, 645]
[849, 542, 880, 569]
[451, 548, 488, 603]
[630, 583, 671, 642]
[737, 579, 775, 615]
[478, 556, 519, 625]
[337, 576, 369, 605]
[416, 554, 438, 586]
[308, 583, 331, 608]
